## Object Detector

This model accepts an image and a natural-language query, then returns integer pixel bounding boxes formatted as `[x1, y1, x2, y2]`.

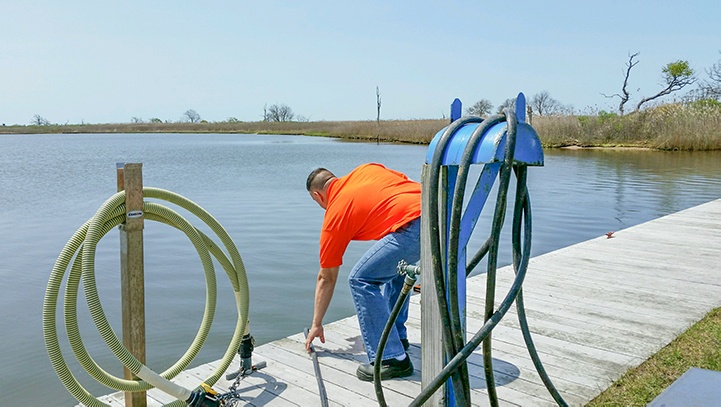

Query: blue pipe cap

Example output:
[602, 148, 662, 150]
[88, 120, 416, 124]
[425, 120, 544, 166]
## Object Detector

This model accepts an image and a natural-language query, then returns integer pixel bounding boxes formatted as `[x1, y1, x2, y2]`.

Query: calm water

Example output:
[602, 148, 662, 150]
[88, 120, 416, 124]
[1, 133, 720, 406]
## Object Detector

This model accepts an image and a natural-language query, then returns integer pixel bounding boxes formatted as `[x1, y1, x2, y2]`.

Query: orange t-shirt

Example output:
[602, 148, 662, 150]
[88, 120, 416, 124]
[319, 163, 421, 268]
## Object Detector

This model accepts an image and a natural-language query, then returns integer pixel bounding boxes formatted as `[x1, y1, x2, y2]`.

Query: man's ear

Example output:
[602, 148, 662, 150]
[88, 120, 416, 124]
[310, 190, 324, 206]
[315, 190, 326, 204]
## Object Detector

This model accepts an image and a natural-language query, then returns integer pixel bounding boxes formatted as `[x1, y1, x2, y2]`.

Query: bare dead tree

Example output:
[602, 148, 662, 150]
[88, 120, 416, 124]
[31, 114, 50, 126]
[496, 98, 515, 114]
[530, 91, 562, 116]
[602, 52, 639, 116]
[465, 99, 493, 116]
[376, 86, 381, 144]
[376, 86, 381, 124]
[698, 50, 721, 100]
[183, 109, 201, 123]
[266, 103, 295, 122]
[636, 60, 696, 111]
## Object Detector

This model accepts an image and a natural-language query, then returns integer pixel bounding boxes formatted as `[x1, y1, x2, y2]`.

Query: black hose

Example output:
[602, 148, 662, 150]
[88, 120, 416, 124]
[411, 119, 533, 404]
[446, 114, 508, 404]
[511, 167, 568, 407]
[424, 114, 506, 406]
[466, 236, 491, 277]
[373, 273, 417, 407]
[426, 116, 485, 404]
[481, 108, 519, 405]
[303, 328, 329, 407]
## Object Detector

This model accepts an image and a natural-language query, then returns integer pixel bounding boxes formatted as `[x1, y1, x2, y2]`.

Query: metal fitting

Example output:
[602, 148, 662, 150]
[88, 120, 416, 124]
[397, 259, 421, 287]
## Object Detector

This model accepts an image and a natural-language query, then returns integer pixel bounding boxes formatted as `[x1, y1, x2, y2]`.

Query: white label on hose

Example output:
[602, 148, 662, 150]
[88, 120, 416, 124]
[127, 210, 144, 218]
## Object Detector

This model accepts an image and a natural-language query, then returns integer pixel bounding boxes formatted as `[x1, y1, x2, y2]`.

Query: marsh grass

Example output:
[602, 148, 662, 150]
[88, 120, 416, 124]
[535, 102, 721, 150]
[1, 119, 448, 144]
[586, 307, 721, 406]
[3, 102, 720, 150]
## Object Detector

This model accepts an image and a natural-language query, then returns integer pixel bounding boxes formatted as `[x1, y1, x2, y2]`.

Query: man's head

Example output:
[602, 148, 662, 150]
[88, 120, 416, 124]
[306, 167, 336, 209]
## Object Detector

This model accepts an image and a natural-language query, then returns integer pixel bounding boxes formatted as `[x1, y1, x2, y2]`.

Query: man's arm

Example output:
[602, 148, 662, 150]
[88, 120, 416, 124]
[305, 266, 340, 352]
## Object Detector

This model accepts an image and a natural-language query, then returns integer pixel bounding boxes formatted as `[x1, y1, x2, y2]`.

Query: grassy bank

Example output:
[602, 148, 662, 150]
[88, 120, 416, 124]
[3, 102, 721, 150]
[535, 102, 721, 151]
[0, 119, 448, 144]
[587, 307, 721, 406]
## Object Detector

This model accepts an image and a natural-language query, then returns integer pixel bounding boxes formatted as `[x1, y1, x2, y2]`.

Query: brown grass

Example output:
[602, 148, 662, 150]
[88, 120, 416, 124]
[534, 102, 721, 150]
[3, 102, 721, 150]
[0, 119, 448, 144]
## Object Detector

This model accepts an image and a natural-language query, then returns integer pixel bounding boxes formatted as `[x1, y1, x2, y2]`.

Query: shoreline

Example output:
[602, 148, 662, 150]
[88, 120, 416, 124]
[2, 113, 719, 151]
[559, 145, 654, 151]
[0, 130, 692, 151]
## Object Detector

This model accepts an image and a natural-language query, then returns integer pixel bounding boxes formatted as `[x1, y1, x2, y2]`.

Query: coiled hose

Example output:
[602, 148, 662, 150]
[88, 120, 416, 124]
[43, 187, 250, 407]
[374, 109, 567, 406]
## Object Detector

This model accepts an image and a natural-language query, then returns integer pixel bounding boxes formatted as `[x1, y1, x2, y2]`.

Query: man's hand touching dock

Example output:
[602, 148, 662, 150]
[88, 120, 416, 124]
[305, 324, 325, 352]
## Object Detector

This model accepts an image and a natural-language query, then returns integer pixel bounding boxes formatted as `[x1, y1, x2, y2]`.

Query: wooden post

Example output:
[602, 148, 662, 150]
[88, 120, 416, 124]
[527, 104, 533, 125]
[421, 164, 446, 406]
[117, 163, 146, 407]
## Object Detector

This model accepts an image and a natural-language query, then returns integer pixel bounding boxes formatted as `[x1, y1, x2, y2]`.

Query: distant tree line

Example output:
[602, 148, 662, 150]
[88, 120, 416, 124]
[465, 91, 572, 118]
[27, 102, 311, 126]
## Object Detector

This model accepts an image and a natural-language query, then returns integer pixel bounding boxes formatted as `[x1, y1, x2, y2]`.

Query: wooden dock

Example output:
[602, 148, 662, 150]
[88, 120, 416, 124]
[88, 198, 721, 406]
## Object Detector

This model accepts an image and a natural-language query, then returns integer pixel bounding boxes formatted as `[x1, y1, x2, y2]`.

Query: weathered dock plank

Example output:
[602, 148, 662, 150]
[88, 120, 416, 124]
[83, 198, 721, 406]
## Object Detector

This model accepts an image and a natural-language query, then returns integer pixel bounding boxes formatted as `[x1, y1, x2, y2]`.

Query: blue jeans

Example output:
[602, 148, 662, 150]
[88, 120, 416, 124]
[348, 218, 421, 362]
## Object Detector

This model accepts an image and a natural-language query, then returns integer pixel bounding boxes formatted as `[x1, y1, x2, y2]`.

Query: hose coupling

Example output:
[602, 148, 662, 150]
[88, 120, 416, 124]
[186, 383, 220, 407]
[238, 334, 255, 374]
[226, 334, 266, 381]
[397, 259, 421, 287]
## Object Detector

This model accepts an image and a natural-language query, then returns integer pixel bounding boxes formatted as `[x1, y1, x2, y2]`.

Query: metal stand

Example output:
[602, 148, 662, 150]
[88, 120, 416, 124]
[419, 94, 565, 406]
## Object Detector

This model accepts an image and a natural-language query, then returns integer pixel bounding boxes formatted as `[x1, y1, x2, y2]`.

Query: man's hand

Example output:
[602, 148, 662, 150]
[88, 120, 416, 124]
[306, 267, 338, 353]
[305, 324, 325, 352]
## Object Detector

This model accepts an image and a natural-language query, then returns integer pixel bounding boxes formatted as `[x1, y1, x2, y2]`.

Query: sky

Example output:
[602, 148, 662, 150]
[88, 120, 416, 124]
[1, 1, 719, 125]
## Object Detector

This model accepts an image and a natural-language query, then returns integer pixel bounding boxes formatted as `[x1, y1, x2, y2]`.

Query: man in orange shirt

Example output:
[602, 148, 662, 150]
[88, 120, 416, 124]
[304, 163, 421, 381]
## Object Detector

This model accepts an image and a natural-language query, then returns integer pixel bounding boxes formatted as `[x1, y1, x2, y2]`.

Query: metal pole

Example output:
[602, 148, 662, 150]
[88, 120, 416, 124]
[117, 163, 146, 407]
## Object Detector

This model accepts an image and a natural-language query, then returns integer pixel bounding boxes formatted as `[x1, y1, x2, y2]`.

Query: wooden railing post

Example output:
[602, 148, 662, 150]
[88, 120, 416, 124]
[421, 163, 446, 406]
[117, 163, 147, 407]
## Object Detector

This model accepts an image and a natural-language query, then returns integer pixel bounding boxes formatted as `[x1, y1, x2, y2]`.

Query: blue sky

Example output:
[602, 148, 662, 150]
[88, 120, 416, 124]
[1, 1, 719, 125]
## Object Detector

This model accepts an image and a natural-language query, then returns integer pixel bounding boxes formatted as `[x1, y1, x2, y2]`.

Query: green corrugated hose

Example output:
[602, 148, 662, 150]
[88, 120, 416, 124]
[43, 187, 250, 407]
